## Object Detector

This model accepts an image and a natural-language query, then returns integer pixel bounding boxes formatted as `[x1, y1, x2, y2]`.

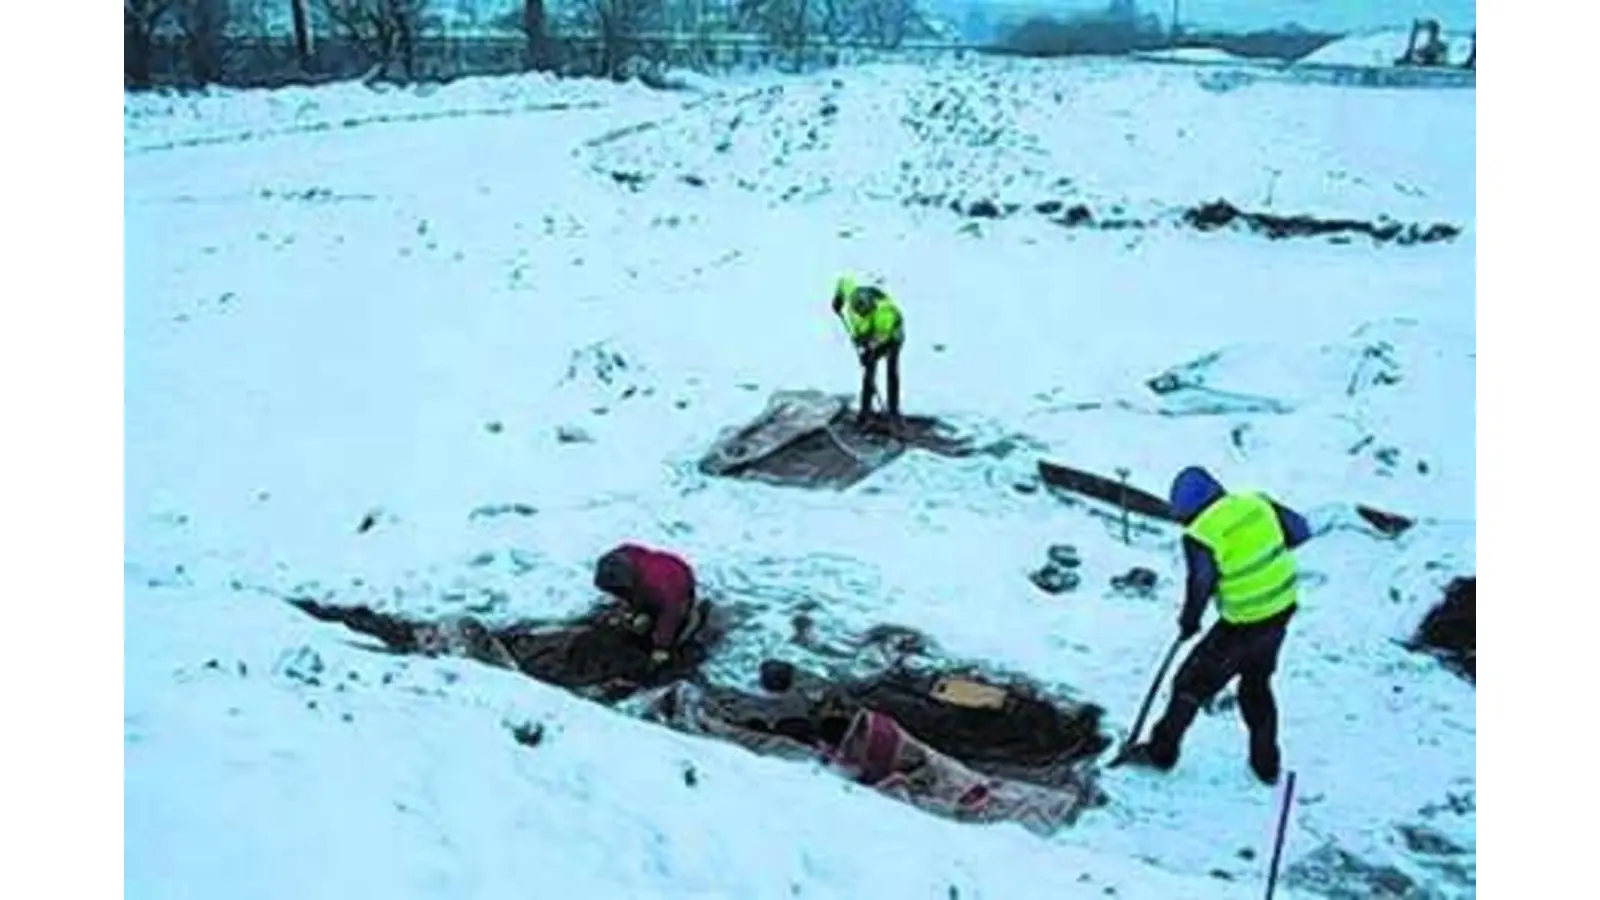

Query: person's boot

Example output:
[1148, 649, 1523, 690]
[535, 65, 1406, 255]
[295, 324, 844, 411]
[1237, 675, 1282, 785]
[1118, 739, 1178, 771]
[1120, 692, 1199, 770]
[1248, 739, 1281, 785]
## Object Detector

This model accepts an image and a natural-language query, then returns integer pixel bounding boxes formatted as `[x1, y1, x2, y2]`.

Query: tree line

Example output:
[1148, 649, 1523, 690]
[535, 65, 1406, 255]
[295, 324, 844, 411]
[125, 0, 929, 88]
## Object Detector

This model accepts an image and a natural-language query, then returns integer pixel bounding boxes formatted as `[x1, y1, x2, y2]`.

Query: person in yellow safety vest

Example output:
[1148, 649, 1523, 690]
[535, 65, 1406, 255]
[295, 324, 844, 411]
[830, 274, 906, 427]
[1123, 465, 1314, 785]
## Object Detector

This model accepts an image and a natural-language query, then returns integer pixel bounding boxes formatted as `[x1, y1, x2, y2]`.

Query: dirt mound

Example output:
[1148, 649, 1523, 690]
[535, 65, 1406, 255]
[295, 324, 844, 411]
[699, 389, 977, 490]
[1407, 576, 1474, 683]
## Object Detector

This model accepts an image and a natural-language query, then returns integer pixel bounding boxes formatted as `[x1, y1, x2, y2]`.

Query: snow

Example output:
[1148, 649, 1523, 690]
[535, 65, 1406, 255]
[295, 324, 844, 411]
[127, 582, 1232, 900]
[1300, 28, 1476, 69]
[1133, 47, 1267, 65]
[126, 55, 1475, 899]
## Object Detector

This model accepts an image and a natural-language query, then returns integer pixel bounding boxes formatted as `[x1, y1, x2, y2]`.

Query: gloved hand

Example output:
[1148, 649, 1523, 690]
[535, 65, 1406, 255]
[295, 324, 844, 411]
[628, 612, 652, 636]
[649, 648, 671, 666]
[1177, 616, 1201, 641]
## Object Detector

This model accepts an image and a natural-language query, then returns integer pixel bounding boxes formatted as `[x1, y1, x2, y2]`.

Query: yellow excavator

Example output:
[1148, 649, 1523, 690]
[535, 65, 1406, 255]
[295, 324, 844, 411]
[1397, 18, 1475, 70]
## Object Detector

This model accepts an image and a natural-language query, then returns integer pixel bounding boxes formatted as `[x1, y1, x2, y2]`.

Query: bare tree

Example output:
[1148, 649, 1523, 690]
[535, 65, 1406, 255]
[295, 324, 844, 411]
[856, 0, 916, 49]
[125, 0, 177, 87]
[758, 0, 812, 69]
[522, 0, 556, 71]
[317, 0, 428, 80]
[173, 0, 234, 84]
[813, 0, 857, 46]
[742, 0, 865, 67]
[576, 0, 665, 80]
[291, 0, 315, 72]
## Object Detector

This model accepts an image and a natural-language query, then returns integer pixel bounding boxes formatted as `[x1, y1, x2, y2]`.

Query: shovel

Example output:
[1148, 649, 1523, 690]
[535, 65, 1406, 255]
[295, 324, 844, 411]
[1107, 634, 1184, 767]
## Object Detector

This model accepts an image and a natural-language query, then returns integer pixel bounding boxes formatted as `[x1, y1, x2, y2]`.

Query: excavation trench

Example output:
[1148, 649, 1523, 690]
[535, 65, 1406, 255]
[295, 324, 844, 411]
[289, 598, 1111, 835]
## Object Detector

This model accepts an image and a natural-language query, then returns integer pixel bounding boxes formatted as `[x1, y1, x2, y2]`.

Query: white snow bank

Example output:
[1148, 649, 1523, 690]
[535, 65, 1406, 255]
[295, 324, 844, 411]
[1301, 29, 1475, 69]
[1135, 47, 1268, 65]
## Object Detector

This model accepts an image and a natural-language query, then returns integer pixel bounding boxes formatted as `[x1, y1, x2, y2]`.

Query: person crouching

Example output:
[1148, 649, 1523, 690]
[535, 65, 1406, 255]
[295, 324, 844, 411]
[593, 542, 707, 667]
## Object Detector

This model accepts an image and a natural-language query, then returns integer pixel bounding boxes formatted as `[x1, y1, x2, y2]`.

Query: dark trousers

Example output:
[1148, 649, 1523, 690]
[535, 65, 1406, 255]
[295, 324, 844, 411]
[860, 339, 903, 418]
[1149, 606, 1295, 766]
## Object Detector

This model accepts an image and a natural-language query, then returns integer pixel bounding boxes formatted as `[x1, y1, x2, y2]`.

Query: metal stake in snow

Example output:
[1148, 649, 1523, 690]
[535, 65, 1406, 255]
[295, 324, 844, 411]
[1115, 467, 1132, 544]
[1264, 769, 1298, 900]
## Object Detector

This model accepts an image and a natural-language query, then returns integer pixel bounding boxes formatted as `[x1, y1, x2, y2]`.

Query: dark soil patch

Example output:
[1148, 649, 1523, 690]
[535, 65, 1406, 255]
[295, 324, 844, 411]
[1405, 576, 1474, 683]
[907, 192, 1460, 247]
[1183, 199, 1461, 245]
[288, 598, 716, 701]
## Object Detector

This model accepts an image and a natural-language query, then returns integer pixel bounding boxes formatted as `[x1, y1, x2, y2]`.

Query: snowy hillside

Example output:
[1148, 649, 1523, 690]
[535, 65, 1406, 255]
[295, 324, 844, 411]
[126, 55, 1475, 899]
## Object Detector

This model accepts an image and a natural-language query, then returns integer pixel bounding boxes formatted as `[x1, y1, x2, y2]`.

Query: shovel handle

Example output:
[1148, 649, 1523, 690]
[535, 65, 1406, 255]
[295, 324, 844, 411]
[1109, 635, 1185, 764]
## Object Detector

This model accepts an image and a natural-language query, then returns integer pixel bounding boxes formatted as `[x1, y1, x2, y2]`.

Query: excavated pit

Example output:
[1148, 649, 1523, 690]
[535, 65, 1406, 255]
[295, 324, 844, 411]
[287, 597, 1112, 833]
[698, 389, 979, 490]
[289, 598, 720, 702]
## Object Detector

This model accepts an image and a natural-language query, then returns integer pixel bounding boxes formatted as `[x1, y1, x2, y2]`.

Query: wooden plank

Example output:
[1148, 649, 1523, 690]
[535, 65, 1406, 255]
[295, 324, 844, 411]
[931, 676, 1010, 710]
[1037, 460, 1179, 522]
[1355, 504, 1415, 537]
[1040, 460, 1419, 540]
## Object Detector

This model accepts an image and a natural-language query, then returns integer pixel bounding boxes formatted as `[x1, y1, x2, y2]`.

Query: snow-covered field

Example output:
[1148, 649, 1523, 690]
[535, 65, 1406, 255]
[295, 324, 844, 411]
[125, 56, 1475, 899]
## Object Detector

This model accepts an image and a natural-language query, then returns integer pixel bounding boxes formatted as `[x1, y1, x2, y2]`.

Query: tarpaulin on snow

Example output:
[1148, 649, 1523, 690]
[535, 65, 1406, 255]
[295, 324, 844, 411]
[630, 680, 1102, 835]
[623, 664, 1109, 786]
[699, 389, 975, 490]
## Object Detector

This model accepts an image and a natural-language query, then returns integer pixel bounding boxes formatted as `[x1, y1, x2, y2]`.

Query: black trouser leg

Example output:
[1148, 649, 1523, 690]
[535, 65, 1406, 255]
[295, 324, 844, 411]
[1236, 612, 1292, 780]
[1237, 674, 1278, 751]
[884, 340, 902, 417]
[1147, 621, 1246, 767]
[858, 355, 877, 419]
